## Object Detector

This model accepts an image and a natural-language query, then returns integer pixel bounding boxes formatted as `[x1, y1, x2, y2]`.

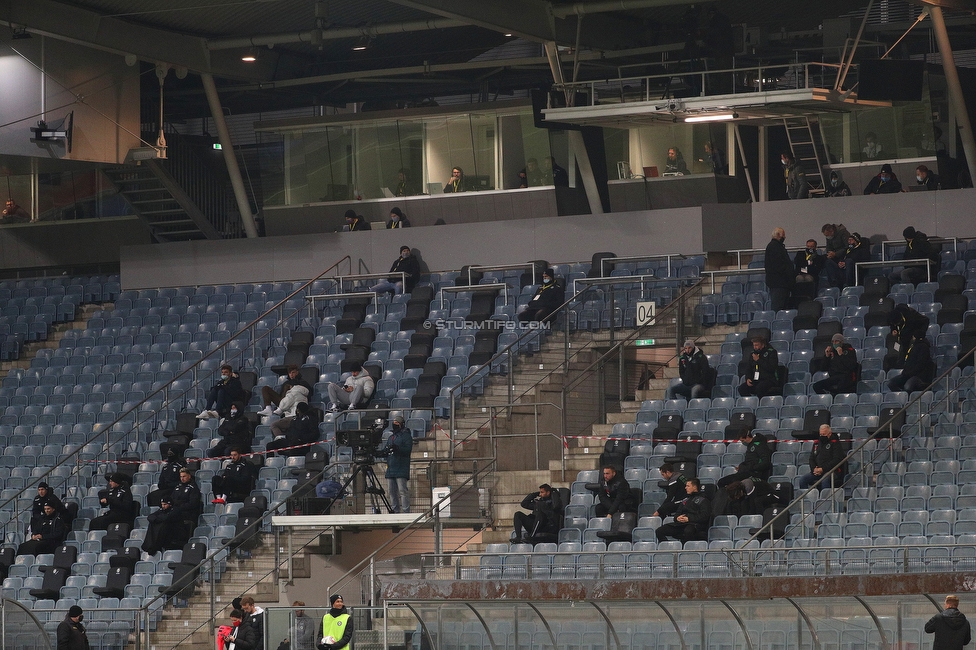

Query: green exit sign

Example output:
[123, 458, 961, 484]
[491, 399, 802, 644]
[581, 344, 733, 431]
[635, 339, 656, 346]
[212, 143, 223, 150]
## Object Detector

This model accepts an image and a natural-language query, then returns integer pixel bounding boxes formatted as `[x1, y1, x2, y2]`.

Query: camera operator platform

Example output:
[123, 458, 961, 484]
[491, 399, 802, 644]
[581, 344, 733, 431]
[328, 418, 394, 515]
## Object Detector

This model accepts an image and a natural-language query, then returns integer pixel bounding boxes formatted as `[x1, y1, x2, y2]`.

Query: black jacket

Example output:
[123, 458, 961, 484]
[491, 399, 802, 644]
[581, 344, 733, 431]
[57, 615, 91, 650]
[214, 374, 247, 404]
[284, 413, 320, 448]
[748, 345, 779, 383]
[925, 607, 972, 650]
[220, 459, 257, 496]
[244, 609, 265, 650]
[525, 281, 565, 317]
[903, 230, 939, 273]
[824, 344, 859, 383]
[156, 459, 186, 493]
[810, 433, 846, 475]
[764, 238, 794, 289]
[916, 173, 941, 190]
[844, 240, 871, 269]
[739, 433, 773, 481]
[218, 414, 253, 452]
[31, 510, 68, 545]
[101, 485, 136, 522]
[678, 347, 711, 388]
[864, 173, 903, 194]
[388, 254, 421, 293]
[170, 480, 203, 524]
[888, 304, 930, 352]
[595, 472, 636, 516]
[656, 474, 688, 518]
[674, 492, 711, 531]
[519, 490, 563, 533]
[386, 217, 411, 228]
[793, 249, 825, 281]
[900, 337, 935, 384]
[228, 621, 259, 650]
[826, 181, 852, 197]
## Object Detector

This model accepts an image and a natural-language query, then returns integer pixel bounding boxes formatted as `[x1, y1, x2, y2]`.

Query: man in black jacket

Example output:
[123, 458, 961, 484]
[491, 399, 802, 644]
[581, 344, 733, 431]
[821, 223, 851, 288]
[812, 333, 859, 395]
[925, 595, 972, 650]
[89, 473, 136, 531]
[864, 163, 903, 194]
[147, 449, 186, 507]
[656, 479, 710, 543]
[220, 609, 258, 650]
[765, 227, 794, 311]
[18, 503, 67, 555]
[836, 232, 871, 288]
[738, 336, 780, 399]
[517, 268, 565, 324]
[652, 463, 687, 518]
[798, 425, 846, 489]
[212, 448, 257, 505]
[266, 402, 320, 457]
[199, 365, 246, 420]
[590, 466, 637, 517]
[793, 239, 825, 301]
[668, 340, 712, 400]
[718, 430, 773, 487]
[888, 332, 935, 393]
[370, 246, 420, 295]
[888, 303, 931, 355]
[513, 484, 563, 543]
[29, 481, 64, 533]
[892, 226, 939, 285]
[57, 606, 90, 650]
[208, 402, 253, 458]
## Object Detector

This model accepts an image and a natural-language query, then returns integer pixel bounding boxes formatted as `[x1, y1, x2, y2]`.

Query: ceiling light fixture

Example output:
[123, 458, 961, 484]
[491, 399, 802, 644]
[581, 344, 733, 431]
[241, 49, 257, 62]
[352, 35, 371, 51]
[683, 112, 737, 123]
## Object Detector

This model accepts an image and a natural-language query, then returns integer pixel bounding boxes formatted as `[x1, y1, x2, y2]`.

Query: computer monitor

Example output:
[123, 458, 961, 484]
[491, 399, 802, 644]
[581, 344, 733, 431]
[468, 175, 491, 190]
[643, 166, 659, 178]
[427, 182, 443, 195]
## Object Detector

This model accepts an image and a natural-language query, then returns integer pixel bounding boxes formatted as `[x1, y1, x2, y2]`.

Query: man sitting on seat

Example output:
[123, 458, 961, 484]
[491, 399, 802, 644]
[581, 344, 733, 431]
[737, 336, 780, 399]
[656, 479, 711, 543]
[589, 466, 637, 518]
[812, 334, 859, 396]
[718, 430, 773, 487]
[326, 364, 374, 412]
[517, 268, 564, 324]
[198, 365, 246, 420]
[513, 484, 563, 544]
[798, 425, 846, 489]
[211, 448, 257, 505]
[667, 340, 712, 400]
[887, 331, 935, 393]
[258, 365, 311, 417]
[652, 463, 688, 519]
[266, 402, 320, 458]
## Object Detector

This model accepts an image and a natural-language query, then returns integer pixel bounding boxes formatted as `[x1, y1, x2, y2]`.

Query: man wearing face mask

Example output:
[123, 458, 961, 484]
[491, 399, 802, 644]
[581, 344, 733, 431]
[826, 171, 852, 197]
[913, 164, 941, 191]
[812, 334, 860, 396]
[211, 448, 257, 504]
[793, 239, 825, 301]
[147, 449, 186, 507]
[836, 232, 871, 288]
[864, 163, 902, 195]
[208, 401, 253, 458]
[199, 365, 246, 420]
[220, 610, 258, 650]
[370, 246, 420, 295]
[58, 605, 89, 650]
[781, 151, 809, 199]
[378, 415, 413, 513]
[765, 228, 794, 311]
[517, 268, 564, 324]
[385, 207, 411, 228]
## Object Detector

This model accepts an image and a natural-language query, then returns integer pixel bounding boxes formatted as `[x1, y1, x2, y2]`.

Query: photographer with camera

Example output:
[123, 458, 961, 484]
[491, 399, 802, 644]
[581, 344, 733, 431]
[378, 415, 413, 513]
[512, 484, 563, 544]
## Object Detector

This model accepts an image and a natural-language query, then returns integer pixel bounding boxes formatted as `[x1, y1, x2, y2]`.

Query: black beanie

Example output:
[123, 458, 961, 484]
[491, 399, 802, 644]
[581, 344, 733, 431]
[330, 595, 343, 606]
[68, 605, 83, 617]
[903, 226, 917, 239]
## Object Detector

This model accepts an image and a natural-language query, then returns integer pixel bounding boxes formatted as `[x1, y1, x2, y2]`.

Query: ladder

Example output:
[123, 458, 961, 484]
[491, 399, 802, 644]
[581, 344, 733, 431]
[784, 116, 828, 197]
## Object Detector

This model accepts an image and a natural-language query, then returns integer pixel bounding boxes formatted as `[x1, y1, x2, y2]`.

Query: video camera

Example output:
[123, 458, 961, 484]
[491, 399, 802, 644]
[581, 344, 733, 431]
[337, 417, 387, 464]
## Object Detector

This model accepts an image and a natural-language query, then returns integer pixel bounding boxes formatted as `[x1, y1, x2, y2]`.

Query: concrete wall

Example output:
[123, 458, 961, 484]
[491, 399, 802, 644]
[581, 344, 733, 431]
[0, 216, 150, 270]
[121, 187, 976, 290]
[0, 38, 140, 164]
[122, 206, 711, 289]
[751, 187, 976, 248]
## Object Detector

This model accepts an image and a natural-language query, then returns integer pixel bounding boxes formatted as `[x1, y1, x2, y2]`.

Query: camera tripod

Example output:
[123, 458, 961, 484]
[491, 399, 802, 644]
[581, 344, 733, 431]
[325, 460, 394, 515]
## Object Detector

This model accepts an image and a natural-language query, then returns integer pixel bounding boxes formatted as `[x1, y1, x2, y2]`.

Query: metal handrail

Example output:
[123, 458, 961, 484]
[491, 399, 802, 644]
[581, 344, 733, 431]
[854, 258, 931, 285]
[600, 253, 688, 279]
[881, 236, 958, 261]
[554, 61, 849, 105]
[747, 345, 976, 546]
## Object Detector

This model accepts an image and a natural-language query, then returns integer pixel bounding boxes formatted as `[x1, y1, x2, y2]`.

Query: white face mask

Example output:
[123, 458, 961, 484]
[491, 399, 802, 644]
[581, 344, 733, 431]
[917, 175, 923, 183]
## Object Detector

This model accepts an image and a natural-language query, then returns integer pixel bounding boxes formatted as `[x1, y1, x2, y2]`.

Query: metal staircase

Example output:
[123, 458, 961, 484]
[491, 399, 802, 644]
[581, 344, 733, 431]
[103, 160, 221, 242]
[784, 116, 828, 197]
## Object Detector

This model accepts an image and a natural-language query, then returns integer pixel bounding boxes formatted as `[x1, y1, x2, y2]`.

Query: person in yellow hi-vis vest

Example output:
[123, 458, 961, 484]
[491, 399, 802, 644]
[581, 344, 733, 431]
[318, 595, 353, 650]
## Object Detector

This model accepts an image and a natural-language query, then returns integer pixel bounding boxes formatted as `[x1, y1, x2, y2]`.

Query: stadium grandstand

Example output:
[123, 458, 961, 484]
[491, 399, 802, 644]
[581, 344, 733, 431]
[4, 1, 976, 649]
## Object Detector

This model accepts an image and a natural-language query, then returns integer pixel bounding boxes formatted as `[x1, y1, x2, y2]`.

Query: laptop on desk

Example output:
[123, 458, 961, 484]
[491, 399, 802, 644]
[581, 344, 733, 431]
[380, 187, 395, 198]
[427, 182, 443, 195]
[642, 166, 659, 178]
